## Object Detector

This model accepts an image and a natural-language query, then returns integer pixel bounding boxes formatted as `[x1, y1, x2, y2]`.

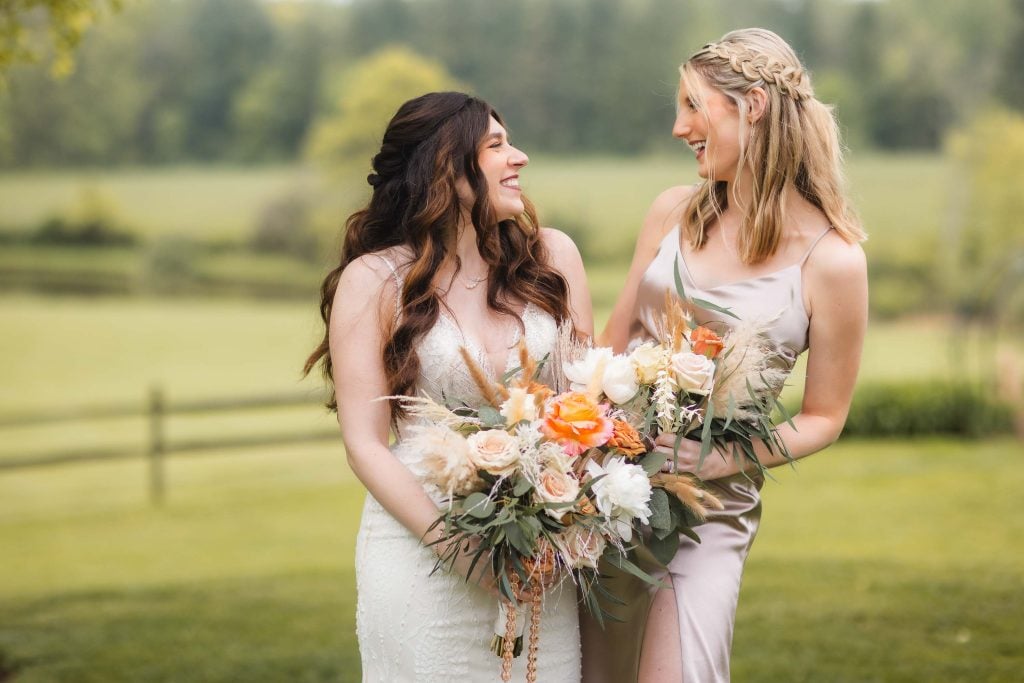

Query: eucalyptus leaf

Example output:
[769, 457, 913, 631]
[649, 487, 672, 531]
[648, 528, 681, 565]
[640, 450, 668, 477]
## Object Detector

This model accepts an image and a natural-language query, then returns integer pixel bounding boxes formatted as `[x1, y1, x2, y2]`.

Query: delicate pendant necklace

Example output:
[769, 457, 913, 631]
[460, 274, 487, 290]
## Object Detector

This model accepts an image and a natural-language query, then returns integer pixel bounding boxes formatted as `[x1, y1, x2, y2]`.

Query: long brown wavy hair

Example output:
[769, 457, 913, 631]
[304, 92, 571, 413]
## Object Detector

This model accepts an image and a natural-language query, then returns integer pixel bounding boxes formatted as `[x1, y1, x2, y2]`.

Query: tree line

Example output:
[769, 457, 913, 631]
[1, 0, 1022, 168]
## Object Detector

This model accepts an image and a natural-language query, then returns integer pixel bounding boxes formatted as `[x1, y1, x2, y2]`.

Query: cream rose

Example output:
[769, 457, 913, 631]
[466, 429, 521, 477]
[602, 354, 640, 404]
[670, 351, 715, 395]
[555, 526, 607, 569]
[499, 386, 537, 424]
[534, 467, 581, 519]
[563, 347, 613, 393]
[629, 342, 665, 384]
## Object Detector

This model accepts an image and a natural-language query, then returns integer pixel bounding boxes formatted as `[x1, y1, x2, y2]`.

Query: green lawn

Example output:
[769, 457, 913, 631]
[1, 438, 1021, 681]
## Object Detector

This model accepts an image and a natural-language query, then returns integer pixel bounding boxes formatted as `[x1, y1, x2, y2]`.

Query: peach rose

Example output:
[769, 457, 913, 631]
[541, 391, 615, 456]
[690, 326, 725, 359]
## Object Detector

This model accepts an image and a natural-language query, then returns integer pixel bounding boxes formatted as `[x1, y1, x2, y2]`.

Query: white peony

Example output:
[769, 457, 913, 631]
[670, 351, 715, 395]
[602, 354, 640, 404]
[585, 457, 652, 542]
[563, 347, 613, 393]
[405, 424, 483, 497]
[467, 429, 521, 477]
[629, 342, 666, 384]
[499, 386, 538, 424]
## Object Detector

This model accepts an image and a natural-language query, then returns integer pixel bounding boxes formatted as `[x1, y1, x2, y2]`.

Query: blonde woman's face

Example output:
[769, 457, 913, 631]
[673, 74, 743, 182]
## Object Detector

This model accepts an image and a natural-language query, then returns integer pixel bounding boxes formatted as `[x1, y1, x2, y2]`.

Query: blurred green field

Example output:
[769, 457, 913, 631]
[0, 153, 952, 264]
[2, 437, 1021, 682]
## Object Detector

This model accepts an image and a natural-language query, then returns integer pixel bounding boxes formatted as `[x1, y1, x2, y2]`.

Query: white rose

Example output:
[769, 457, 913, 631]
[466, 429, 521, 477]
[563, 347, 613, 393]
[405, 424, 483, 497]
[499, 386, 537, 424]
[670, 351, 715, 395]
[534, 467, 581, 519]
[628, 342, 665, 384]
[584, 457, 652, 542]
[555, 526, 607, 569]
[602, 354, 640, 404]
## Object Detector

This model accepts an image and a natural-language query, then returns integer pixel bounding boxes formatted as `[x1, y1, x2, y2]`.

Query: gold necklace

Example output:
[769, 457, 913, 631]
[460, 274, 487, 290]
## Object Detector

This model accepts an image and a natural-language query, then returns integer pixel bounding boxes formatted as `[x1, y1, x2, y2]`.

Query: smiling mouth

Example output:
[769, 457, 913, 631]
[689, 140, 706, 155]
[500, 176, 521, 190]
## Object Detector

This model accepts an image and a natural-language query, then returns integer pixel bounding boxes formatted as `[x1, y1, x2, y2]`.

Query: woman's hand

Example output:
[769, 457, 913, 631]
[653, 432, 743, 481]
[434, 535, 501, 599]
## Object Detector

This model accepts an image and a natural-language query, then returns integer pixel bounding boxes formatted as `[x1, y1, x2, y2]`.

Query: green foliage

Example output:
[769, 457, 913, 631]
[0, 0, 120, 76]
[250, 191, 320, 263]
[841, 381, 1015, 438]
[948, 108, 1024, 316]
[305, 46, 464, 174]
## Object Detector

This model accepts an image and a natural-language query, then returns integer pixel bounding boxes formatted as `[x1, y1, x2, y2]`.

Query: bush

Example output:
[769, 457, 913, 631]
[250, 192, 320, 262]
[842, 381, 1015, 438]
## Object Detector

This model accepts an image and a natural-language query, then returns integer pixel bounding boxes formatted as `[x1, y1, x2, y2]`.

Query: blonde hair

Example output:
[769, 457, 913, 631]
[679, 28, 866, 263]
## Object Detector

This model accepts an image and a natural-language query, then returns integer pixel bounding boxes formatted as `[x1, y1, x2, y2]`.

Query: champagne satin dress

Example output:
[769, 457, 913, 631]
[581, 225, 831, 683]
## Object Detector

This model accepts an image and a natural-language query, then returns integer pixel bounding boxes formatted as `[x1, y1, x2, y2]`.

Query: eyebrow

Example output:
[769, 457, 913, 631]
[484, 132, 504, 143]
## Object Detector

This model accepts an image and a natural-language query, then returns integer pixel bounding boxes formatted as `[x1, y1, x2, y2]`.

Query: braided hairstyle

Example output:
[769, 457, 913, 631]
[679, 28, 865, 262]
[304, 92, 571, 414]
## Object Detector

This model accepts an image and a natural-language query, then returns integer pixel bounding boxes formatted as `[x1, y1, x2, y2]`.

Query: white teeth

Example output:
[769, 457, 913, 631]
[500, 178, 520, 189]
[689, 141, 706, 154]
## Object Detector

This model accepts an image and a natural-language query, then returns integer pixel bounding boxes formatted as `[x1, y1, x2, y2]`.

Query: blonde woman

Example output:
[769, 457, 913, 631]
[586, 29, 868, 682]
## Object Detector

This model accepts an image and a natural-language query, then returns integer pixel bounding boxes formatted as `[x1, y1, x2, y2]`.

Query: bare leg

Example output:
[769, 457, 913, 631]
[638, 584, 682, 682]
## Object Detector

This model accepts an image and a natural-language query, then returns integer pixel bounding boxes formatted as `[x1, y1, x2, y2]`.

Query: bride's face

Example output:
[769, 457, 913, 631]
[456, 117, 529, 222]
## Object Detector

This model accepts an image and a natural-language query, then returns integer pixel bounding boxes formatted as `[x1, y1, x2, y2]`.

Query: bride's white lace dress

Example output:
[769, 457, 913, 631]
[354, 258, 581, 682]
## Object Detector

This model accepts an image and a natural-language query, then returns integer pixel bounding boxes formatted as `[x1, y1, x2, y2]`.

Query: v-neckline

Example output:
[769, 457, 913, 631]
[439, 303, 532, 383]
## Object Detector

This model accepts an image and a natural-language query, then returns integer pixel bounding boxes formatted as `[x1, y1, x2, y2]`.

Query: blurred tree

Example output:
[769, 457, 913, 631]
[0, 0, 119, 76]
[232, 10, 325, 161]
[305, 46, 464, 174]
[948, 108, 1024, 317]
[995, 0, 1024, 110]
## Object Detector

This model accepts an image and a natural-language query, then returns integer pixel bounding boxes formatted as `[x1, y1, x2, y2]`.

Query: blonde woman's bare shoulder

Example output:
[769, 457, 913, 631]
[639, 184, 698, 246]
[805, 230, 867, 287]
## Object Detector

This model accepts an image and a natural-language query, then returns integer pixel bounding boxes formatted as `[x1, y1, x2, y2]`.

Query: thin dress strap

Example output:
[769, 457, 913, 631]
[799, 226, 834, 266]
[367, 252, 402, 326]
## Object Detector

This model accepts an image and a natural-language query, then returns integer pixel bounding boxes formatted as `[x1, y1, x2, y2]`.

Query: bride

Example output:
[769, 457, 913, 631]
[305, 92, 592, 681]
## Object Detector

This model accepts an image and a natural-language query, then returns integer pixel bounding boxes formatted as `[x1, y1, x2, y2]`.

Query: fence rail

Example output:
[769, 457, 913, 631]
[0, 386, 337, 504]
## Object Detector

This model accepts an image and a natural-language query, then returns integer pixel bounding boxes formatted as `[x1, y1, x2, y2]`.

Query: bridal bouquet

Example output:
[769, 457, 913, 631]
[560, 262, 793, 564]
[394, 343, 676, 682]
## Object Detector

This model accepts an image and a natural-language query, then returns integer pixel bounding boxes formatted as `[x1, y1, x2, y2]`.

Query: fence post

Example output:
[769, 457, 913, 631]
[148, 385, 165, 506]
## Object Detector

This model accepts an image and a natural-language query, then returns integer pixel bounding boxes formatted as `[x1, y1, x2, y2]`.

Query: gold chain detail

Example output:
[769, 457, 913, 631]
[526, 582, 543, 683]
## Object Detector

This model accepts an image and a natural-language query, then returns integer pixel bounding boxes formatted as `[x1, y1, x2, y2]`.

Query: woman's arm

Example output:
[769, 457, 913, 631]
[600, 186, 695, 352]
[656, 235, 869, 478]
[541, 227, 595, 339]
[330, 255, 495, 590]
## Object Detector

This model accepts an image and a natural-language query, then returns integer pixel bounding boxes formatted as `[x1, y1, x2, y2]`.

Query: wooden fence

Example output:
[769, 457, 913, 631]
[0, 387, 338, 505]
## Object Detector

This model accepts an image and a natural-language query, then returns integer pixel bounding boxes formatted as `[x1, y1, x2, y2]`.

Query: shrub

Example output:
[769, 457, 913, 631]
[841, 381, 1015, 438]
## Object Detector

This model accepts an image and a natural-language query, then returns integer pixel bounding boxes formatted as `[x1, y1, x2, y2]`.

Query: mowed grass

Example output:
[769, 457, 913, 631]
[1, 438, 1022, 682]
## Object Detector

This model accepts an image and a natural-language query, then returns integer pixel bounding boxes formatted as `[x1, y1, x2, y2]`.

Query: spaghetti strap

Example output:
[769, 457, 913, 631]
[799, 226, 834, 266]
[367, 252, 403, 325]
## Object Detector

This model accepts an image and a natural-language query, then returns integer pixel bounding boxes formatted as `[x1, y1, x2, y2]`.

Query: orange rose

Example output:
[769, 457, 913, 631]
[541, 391, 615, 456]
[690, 326, 725, 359]
[608, 419, 646, 458]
